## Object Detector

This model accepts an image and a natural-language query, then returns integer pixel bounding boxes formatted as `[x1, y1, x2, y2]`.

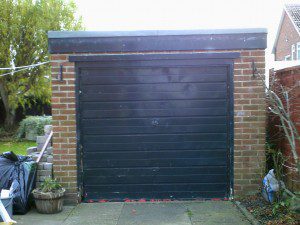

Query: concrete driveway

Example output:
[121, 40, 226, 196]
[14, 201, 251, 225]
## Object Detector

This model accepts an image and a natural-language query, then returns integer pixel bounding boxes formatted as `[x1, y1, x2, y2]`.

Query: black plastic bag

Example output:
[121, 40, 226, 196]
[0, 151, 37, 214]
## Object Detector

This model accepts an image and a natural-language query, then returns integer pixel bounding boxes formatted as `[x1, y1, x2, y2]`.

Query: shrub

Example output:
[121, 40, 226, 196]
[39, 178, 62, 193]
[16, 116, 52, 140]
[0, 126, 17, 139]
[0, 127, 5, 137]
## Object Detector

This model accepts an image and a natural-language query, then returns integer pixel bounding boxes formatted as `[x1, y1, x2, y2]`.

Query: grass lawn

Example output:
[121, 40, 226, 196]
[0, 140, 36, 155]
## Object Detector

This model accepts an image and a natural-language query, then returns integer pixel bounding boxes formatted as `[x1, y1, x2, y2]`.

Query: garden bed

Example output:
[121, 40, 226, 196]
[237, 193, 298, 225]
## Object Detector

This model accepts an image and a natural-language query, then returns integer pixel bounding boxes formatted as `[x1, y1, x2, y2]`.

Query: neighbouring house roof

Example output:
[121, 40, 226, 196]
[286, 4, 300, 32]
[272, 4, 300, 54]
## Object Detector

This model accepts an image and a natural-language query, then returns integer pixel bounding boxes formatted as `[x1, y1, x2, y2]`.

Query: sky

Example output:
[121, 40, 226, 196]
[73, 0, 300, 64]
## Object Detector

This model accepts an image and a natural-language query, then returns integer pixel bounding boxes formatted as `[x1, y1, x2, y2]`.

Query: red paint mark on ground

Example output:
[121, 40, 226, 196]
[124, 198, 131, 202]
[89, 197, 229, 203]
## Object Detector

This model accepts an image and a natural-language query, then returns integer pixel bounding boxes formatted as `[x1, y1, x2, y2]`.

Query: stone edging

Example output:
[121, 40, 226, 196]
[234, 201, 260, 225]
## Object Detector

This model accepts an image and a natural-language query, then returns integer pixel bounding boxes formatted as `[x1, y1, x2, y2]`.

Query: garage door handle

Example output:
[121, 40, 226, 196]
[152, 119, 159, 126]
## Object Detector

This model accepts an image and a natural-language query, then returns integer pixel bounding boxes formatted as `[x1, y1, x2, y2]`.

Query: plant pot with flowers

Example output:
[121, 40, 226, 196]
[32, 178, 65, 214]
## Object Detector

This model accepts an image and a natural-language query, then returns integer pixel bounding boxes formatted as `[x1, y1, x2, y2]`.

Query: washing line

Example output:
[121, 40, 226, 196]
[0, 67, 32, 77]
[0, 61, 50, 77]
[0, 61, 50, 70]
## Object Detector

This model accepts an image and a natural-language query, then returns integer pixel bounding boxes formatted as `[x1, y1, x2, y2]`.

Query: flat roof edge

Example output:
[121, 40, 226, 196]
[48, 28, 267, 54]
[48, 28, 267, 39]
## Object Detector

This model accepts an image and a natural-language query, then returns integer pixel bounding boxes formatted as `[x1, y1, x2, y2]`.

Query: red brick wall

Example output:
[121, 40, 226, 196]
[275, 12, 300, 61]
[50, 50, 266, 203]
[270, 66, 300, 191]
[233, 50, 266, 195]
[50, 55, 77, 204]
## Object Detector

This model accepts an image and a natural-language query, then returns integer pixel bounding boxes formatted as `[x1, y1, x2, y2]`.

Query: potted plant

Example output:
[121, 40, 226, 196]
[32, 178, 65, 214]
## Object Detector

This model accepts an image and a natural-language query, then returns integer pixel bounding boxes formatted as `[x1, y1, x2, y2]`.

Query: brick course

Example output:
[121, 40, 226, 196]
[51, 50, 266, 203]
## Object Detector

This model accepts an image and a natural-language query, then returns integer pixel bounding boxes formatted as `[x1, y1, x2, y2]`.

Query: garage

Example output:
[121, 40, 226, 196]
[70, 53, 236, 200]
[48, 29, 267, 203]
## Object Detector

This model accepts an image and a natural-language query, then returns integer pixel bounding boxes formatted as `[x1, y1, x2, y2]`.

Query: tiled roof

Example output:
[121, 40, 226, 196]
[285, 4, 300, 32]
[272, 4, 300, 53]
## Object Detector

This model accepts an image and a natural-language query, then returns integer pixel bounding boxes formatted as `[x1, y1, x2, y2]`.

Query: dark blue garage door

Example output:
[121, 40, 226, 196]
[73, 53, 235, 201]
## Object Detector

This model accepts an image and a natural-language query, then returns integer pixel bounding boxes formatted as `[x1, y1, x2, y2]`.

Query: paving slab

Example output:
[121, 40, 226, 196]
[117, 202, 191, 225]
[11, 201, 251, 225]
[185, 201, 251, 225]
[63, 203, 124, 225]
[13, 206, 74, 225]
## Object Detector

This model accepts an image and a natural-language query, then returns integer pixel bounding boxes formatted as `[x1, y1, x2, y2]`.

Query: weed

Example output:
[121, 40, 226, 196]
[186, 209, 193, 218]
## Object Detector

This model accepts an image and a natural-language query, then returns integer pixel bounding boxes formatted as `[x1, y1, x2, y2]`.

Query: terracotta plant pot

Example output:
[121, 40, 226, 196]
[32, 188, 65, 214]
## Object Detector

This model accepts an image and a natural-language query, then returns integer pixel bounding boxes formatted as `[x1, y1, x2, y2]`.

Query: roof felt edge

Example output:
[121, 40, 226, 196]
[48, 28, 267, 39]
[48, 28, 267, 54]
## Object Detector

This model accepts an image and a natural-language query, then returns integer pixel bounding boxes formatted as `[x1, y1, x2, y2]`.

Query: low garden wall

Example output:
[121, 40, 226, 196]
[269, 66, 300, 192]
[26, 125, 53, 187]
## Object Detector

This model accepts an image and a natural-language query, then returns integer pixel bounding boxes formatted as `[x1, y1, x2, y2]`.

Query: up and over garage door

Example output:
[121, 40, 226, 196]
[71, 53, 236, 201]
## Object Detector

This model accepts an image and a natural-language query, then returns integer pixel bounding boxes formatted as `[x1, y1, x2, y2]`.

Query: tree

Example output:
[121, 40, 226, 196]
[0, 0, 83, 128]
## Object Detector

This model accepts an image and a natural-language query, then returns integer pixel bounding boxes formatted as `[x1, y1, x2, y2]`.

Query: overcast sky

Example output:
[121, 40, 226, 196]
[74, 0, 300, 62]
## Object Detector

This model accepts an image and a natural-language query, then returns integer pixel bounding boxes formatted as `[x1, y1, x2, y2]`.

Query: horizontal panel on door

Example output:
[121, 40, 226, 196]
[84, 166, 227, 177]
[84, 191, 227, 200]
[83, 150, 227, 159]
[80, 91, 227, 102]
[83, 133, 227, 143]
[84, 174, 228, 185]
[80, 66, 227, 76]
[79, 59, 228, 69]
[81, 83, 227, 94]
[81, 99, 227, 110]
[84, 141, 227, 151]
[82, 124, 227, 135]
[77, 59, 229, 69]
[82, 116, 228, 127]
[84, 183, 227, 192]
[83, 157, 227, 168]
[81, 108, 227, 119]
[81, 74, 227, 85]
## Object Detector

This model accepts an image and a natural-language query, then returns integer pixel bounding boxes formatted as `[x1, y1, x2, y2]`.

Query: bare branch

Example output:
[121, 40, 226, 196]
[257, 70, 299, 172]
